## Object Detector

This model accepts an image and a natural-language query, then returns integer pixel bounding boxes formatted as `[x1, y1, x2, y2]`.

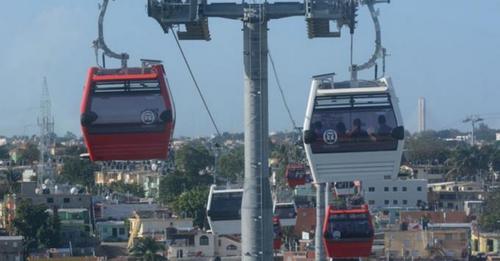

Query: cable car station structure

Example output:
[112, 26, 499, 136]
[145, 0, 390, 260]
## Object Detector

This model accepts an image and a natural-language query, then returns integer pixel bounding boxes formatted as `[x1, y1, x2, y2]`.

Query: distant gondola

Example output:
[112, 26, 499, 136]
[273, 201, 297, 227]
[273, 216, 283, 250]
[285, 163, 307, 187]
[206, 185, 242, 235]
[323, 204, 374, 258]
[81, 64, 175, 161]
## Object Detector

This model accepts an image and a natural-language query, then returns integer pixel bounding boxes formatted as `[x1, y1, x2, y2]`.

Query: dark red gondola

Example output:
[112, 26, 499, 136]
[81, 64, 175, 161]
[285, 163, 307, 187]
[273, 216, 283, 250]
[323, 204, 374, 258]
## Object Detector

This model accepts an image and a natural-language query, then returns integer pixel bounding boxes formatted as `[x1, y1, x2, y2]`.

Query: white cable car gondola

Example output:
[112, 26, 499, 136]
[273, 201, 297, 227]
[303, 74, 404, 184]
[206, 185, 242, 235]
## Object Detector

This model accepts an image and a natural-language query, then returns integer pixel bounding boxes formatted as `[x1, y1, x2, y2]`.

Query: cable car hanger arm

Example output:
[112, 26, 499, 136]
[350, 0, 388, 82]
[93, 0, 129, 68]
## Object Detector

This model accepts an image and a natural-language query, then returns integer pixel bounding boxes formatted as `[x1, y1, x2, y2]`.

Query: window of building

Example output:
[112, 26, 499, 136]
[226, 244, 237, 251]
[218, 239, 221, 247]
[487, 239, 494, 252]
[417, 186, 422, 191]
[119, 228, 125, 235]
[47, 198, 54, 203]
[447, 202, 454, 208]
[445, 233, 453, 240]
[199, 235, 209, 246]
[368, 200, 375, 205]
[368, 187, 375, 192]
[393, 200, 398, 205]
[384, 200, 389, 205]
[63, 198, 70, 203]
[402, 200, 407, 205]
[402, 187, 407, 192]
[417, 200, 422, 206]
[393, 187, 398, 192]
[103, 227, 108, 233]
[384, 187, 389, 192]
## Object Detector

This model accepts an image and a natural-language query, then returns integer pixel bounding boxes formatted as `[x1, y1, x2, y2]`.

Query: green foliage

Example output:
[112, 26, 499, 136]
[0, 145, 10, 159]
[217, 145, 244, 183]
[60, 157, 95, 190]
[405, 131, 450, 164]
[479, 190, 500, 232]
[18, 143, 40, 164]
[0, 168, 21, 195]
[13, 200, 60, 250]
[447, 145, 497, 179]
[172, 187, 209, 229]
[175, 143, 213, 176]
[108, 181, 145, 198]
[129, 237, 166, 261]
[475, 123, 496, 142]
[158, 171, 211, 204]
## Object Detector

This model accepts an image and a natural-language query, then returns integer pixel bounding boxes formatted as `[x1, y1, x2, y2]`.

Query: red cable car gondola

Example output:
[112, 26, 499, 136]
[81, 64, 175, 161]
[323, 204, 374, 258]
[285, 163, 307, 187]
[273, 216, 283, 250]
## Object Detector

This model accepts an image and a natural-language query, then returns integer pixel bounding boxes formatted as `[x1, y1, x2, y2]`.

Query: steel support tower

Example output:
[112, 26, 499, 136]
[148, 0, 386, 259]
[38, 77, 55, 186]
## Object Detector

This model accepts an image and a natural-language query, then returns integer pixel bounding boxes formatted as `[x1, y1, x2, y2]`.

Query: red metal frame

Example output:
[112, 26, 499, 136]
[81, 65, 175, 161]
[322, 204, 374, 258]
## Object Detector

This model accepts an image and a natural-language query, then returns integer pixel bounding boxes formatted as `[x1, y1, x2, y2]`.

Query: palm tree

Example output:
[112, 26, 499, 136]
[129, 237, 166, 261]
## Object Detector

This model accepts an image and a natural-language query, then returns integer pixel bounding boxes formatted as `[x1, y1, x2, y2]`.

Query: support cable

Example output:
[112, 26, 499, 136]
[268, 50, 298, 130]
[170, 27, 221, 136]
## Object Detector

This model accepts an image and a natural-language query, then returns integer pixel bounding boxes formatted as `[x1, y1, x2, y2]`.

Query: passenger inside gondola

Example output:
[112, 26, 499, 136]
[309, 93, 399, 153]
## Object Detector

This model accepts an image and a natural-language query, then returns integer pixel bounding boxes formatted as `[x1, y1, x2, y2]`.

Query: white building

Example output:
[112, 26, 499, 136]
[363, 178, 428, 210]
[167, 231, 241, 260]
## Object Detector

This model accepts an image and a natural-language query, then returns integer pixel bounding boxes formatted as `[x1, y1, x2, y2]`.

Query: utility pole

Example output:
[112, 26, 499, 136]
[463, 115, 483, 146]
[148, 0, 385, 259]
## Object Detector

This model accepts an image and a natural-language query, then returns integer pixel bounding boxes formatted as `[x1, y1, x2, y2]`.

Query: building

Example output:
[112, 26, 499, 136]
[363, 178, 428, 210]
[96, 221, 129, 242]
[128, 209, 193, 248]
[94, 201, 159, 221]
[16, 182, 92, 209]
[471, 230, 500, 256]
[428, 181, 486, 210]
[48, 208, 98, 249]
[385, 224, 470, 260]
[0, 236, 23, 261]
[165, 230, 241, 260]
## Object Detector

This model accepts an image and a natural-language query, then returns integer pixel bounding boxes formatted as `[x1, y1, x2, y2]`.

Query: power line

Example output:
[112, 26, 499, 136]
[268, 50, 298, 130]
[171, 27, 221, 136]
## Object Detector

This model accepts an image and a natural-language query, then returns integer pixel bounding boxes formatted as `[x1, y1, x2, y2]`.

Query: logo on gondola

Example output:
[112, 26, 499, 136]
[141, 110, 156, 125]
[323, 129, 338, 144]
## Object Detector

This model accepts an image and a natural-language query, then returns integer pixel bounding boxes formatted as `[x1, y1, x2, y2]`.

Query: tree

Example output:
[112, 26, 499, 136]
[0, 167, 21, 195]
[405, 131, 451, 164]
[479, 189, 500, 232]
[108, 181, 145, 198]
[475, 123, 496, 143]
[158, 171, 211, 204]
[18, 143, 39, 164]
[12, 200, 60, 251]
[175, 143, 213, 176]
[172, 187, 209, 228]
[60, 157, 95, 190]
[129, 237, 166, 261]
[217, 145, 244, 183]
[0, 145, 10, 159]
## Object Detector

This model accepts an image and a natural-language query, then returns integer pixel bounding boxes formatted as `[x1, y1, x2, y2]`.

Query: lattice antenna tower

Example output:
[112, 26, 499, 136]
[37, 77, 55, 186]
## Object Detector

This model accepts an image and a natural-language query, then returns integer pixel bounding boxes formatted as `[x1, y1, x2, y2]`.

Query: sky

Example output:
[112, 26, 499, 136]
[0, 0, 499, 138]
